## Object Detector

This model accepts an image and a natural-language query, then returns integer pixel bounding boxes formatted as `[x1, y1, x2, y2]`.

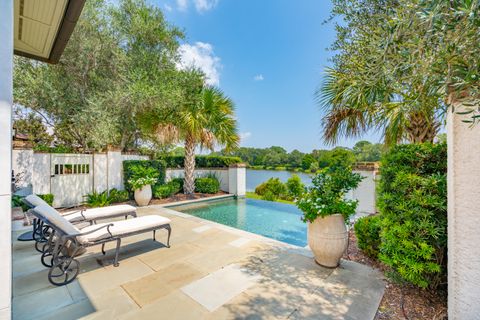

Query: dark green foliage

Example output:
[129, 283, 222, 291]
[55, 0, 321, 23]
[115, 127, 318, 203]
[123, 160, 166, 194]
[162, 155, 241, 168]
[38, 194, 54, 206]
[108, 188, 129, 203]
[85, 191, 111, 207]
[153, 179, 183, 199]
[286, 174, 305, 199]
[254, 178, 288, 201]
[378, 142, 447, 289]
[84, 188, 130, 207]
[11, 195, 29, 211]
[296, 165, 363, 222]
[354, 215, 382, 258]
[195, 177, 220, 194]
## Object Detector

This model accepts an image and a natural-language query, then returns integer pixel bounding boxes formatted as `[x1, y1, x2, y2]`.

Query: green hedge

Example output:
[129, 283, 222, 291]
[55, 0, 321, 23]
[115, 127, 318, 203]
[162, 155, 241, 168]
[195, 177, 220, 194]
[38, 194, 54, 206]
[153, 179, 183, 199]
[354, 215, 382, 258]
[123, 160, 166, 194]
[378, 142, 447, 289]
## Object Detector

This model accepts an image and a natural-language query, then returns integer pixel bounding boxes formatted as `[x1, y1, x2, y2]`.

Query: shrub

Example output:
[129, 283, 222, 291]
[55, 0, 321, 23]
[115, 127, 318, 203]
[195, 177, 220, 194]
[11, 195, 29, 211]
[108, 188, 129, 203]
[153, 185, 175, 199]
[162, 155, 241, 168]
[85, 191, 111, 207]
[296, 165, 363, 222]
[354, 215, 382, 258]
[377, 142, 447, 289]
[38, 194, 54, 206]
[286, 174, 305, 199]
[123, 160, 166, 194]
[169, 178, 184, 193]
[254, 178, 288, 201]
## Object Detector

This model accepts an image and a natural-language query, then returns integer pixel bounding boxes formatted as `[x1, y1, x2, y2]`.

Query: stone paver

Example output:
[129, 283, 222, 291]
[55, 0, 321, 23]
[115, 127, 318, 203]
[12, 205, 385, 320]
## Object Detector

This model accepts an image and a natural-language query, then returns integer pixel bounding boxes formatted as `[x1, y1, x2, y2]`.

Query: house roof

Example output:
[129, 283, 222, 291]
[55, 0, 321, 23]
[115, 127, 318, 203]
[13, 0, 86, 64]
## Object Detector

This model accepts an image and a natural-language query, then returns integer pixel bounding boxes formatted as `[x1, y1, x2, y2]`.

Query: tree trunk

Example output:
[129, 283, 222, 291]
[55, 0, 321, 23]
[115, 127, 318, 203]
[183, 135, 196, 194]
[405, 112, 440, 143]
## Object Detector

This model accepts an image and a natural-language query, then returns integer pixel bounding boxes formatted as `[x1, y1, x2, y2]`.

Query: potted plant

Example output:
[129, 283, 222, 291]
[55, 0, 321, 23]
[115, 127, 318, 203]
[296, 165, 363, 267]
[128, 167, 159, 206]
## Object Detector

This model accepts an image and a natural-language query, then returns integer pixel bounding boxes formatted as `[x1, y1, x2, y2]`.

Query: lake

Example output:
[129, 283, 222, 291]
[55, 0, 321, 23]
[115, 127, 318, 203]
[246, 169, 313, 191]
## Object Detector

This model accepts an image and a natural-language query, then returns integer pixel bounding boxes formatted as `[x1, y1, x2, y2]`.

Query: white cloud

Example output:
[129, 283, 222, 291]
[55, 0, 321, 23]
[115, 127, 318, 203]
[240, 132, 252, 142]
[176, 0, 188, 11]
[254, 74, 264, 81]
[164, 4, 173, 12]
[193, 0, 218, 12]
[177, 42, 222, 86]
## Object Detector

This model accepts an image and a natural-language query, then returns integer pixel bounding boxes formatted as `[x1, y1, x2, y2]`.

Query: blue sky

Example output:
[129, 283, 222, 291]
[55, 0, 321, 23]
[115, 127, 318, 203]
[151, 0, 381, 152]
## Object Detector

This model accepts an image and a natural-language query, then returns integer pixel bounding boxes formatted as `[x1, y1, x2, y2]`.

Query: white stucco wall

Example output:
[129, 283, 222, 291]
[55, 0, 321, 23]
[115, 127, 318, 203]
[93, 153, 107, 193]
[31, 153, 50, 195]
[0, 1, 13, 318]
[447, 104, 480, 319]
[165, 168, 229, 192]
[347, 170, 377, 214]
[228, 165, 246, 196]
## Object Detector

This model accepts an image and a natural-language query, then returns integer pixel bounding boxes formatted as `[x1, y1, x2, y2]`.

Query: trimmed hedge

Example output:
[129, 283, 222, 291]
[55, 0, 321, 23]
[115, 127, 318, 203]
[378, 142, 447, 289]
[195, 177, 220, 194]
[153, 179, 183, 199]
[354, 215, 382, 258]
[162, 155, 241, 168]
[123, 160, 166, 194]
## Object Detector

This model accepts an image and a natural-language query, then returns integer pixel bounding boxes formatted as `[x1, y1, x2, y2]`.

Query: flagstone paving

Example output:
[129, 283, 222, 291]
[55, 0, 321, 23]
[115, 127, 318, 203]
[12, 205, 385, 320]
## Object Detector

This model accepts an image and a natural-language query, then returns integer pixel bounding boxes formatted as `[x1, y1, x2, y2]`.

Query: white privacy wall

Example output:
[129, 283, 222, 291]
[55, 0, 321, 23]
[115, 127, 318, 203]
[348, 170, 377, 214]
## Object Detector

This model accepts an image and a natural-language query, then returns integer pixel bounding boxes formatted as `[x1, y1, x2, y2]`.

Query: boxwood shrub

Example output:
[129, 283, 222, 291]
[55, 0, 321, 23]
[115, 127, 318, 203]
[163, 155, 241, 168]
[195, 177, 220, 194]
[378, 142, 447, 289]
[123, 160, 166, 194]
[354, 215, 382, 258]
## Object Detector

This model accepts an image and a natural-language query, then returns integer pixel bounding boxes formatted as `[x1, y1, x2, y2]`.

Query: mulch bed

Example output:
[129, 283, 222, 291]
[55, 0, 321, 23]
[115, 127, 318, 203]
[343, 229, 448, 320]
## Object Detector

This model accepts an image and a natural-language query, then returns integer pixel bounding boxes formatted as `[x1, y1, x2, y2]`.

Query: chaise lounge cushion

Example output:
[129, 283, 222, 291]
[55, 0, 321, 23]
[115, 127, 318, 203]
[64, 205, 137, 223]
[33, 205, 82, 236]
[25, 194, 49, 208]
[77, 215, 171, 244]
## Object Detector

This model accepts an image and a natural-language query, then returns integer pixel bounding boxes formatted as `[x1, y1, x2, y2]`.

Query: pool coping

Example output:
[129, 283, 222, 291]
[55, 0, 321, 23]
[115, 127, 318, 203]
[146, 196, 314, 258]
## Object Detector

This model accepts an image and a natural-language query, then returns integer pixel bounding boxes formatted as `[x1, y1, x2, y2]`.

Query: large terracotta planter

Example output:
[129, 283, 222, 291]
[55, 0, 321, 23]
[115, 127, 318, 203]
[308, 214, 348, 268]
[134, 185, 152, 206]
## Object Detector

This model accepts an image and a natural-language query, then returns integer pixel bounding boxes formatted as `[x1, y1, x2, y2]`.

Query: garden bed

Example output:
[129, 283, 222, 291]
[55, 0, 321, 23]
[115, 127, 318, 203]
[343, 229, 447, 320]
[149, 191, 229, 205]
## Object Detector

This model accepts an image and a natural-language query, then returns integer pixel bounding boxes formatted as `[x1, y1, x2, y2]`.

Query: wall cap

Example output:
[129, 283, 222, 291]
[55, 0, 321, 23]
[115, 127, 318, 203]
[229, 163, 247, 168]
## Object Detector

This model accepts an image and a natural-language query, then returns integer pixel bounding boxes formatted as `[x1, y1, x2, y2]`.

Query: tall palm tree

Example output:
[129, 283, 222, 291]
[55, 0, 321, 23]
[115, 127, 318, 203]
[154, 85, 239, 194]
[317, 67, 443, 146]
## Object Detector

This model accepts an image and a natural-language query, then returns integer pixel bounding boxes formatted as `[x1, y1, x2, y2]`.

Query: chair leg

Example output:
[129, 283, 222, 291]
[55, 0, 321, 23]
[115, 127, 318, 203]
[113, 239, 121, 267]
[166, 225, 171, 248]
[153, 230, 156, 241]
[101, 243, 106, 255]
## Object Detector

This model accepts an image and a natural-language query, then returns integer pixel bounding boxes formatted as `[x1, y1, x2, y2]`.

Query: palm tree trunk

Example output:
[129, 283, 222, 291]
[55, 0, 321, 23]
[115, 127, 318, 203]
[183, 135, 196, 194]
[406, 112, 440, 143]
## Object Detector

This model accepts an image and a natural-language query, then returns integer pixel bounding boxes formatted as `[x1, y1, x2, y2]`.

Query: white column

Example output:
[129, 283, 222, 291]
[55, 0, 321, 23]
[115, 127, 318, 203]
[228, 164, 246, 196]
[0, 1, 13, 319]
[447, 104, 480, 319]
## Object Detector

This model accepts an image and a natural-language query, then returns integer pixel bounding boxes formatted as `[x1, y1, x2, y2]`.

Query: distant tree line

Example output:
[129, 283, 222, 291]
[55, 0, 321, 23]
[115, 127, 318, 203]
[214, 141, 383, 172]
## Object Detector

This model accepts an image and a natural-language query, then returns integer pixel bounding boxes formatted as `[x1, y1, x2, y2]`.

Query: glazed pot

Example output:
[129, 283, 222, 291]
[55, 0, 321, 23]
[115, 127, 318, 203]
[308, 214, 348, 268]
[134, 185, 152, 206]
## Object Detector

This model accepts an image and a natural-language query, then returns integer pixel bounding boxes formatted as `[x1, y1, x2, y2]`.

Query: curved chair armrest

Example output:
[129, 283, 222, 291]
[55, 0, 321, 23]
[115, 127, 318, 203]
[65, 223, 115, 240]
[62, 209, 86, 220]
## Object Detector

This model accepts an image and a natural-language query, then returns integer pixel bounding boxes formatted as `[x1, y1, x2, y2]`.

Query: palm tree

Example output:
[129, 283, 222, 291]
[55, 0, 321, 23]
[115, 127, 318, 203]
[317, 67, 443, 146]
[153, 84, 239, 194]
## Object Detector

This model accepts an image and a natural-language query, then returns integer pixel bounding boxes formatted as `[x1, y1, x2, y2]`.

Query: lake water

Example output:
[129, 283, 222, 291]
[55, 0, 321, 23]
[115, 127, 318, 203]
[246, 169, 313, 191]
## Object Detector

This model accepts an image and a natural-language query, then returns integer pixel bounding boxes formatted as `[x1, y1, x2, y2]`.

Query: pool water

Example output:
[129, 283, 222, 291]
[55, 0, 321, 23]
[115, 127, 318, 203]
[170, 198, 307, 247]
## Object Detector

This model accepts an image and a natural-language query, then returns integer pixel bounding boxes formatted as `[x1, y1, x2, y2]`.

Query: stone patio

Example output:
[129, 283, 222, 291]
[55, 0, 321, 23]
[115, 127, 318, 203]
[12, 205, 385, 320]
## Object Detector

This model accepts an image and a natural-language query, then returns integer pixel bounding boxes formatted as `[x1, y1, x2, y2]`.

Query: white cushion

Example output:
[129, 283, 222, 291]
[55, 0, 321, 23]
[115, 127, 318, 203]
[77, 215, 171, 244]
[25, 194, 49, 207]
[33, 205, 81, 236]
[64, 205, 137, 222]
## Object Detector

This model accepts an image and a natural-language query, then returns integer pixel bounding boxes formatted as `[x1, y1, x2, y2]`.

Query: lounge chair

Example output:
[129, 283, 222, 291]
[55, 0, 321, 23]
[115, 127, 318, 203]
[32, 204, 171, 286]
[23, 194, 137, 251]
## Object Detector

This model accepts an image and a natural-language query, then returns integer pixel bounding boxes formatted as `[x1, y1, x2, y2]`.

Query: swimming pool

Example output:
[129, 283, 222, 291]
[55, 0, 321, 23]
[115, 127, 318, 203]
[170, 197, 307, 247]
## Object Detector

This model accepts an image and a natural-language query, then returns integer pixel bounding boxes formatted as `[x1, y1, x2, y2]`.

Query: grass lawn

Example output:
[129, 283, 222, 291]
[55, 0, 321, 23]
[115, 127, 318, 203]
[246, 192, 295, 205]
